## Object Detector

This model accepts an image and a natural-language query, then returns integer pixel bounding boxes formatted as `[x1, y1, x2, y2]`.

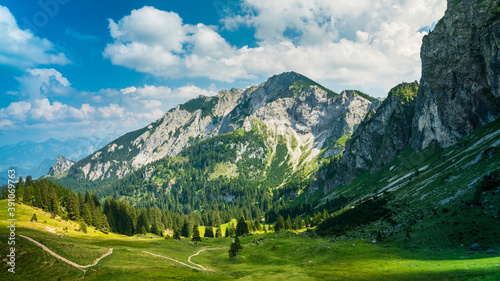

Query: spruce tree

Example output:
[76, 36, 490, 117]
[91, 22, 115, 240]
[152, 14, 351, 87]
[151, 222, 161, 236]
[225, 226, 230, 238]
[275, 215, 285, 232]
[216, 226, 222, 238]
[181, 220, 191, 238]
[204, 226, 214, 238]
[31, 213, 37, 223]
[236, 216, 249, 236]
[228, 236, 243, 259]
[285, 215, 292, 230]
[173, 229, 181, 240]
[192, 225, 202, 243]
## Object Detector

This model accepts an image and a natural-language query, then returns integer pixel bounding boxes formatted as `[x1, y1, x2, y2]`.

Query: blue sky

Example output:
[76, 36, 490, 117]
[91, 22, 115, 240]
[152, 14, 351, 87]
[0, 0, 447, 146]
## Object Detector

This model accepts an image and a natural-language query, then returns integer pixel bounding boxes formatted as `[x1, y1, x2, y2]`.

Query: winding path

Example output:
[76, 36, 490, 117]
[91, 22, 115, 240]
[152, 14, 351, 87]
[20, 235, 113, 272]
[187, 248, 225, 271]
[144, 247, 225, 271]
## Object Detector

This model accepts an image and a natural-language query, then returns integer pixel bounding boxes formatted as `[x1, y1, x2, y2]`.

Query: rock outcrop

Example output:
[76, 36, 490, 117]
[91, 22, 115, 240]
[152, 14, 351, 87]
[316, 82, 419, 193]
[47, 156, 75, 177]
[318, 0, 500, 194]
[411, 0, 500, 150]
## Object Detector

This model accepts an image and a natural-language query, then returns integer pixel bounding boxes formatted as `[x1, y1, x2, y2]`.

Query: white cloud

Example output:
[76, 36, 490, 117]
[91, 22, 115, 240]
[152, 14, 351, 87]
[0, 67, 218, 144]
[11, 68, 74, 99]
[0, 6, 70, 69]
[104, 2, 446, 96]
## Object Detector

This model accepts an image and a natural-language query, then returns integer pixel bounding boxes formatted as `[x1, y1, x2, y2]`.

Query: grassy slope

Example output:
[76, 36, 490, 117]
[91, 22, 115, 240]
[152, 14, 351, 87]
[1, 201, 499, 280]
[320, 117, 500, 248]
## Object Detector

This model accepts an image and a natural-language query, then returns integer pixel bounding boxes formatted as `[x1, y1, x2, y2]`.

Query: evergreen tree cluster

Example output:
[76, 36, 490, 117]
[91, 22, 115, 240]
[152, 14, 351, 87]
[1, 177, 109, 231]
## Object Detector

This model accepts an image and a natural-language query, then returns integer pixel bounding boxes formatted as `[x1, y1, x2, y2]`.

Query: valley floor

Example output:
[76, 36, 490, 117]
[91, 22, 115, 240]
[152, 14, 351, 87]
[1, 201, 499, 280]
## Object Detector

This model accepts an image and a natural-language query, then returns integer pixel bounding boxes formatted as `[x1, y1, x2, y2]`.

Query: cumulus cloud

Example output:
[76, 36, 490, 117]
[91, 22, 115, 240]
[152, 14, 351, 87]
[104, 2, 446, 96]
[11, 68, 74, 99]
[0, 68, 218, 143]
[0, 5, 70, 69]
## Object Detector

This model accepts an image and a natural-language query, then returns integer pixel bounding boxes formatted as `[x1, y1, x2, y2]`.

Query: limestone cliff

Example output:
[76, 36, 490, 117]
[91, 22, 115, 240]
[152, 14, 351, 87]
[47, 156, 75, 177]
[315, 82, 419, 194]
[411, 0, 500, 150]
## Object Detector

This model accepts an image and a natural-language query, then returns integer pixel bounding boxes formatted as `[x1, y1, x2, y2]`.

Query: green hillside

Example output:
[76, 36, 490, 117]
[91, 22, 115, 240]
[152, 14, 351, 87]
[1, 201, 499, 280]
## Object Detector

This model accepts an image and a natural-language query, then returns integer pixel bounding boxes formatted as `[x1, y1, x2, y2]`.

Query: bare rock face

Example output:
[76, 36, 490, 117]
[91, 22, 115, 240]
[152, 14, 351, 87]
[59, 72, 376, 182]
[411, 0, 500, 150]
[48, 156, 75, 177]
[316, 0, 500, 194]
[316, 82, 419, 194]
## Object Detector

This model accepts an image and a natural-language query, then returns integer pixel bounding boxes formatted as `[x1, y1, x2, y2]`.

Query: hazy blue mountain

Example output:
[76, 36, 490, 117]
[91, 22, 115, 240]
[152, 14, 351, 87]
[0, 136, 111, 179]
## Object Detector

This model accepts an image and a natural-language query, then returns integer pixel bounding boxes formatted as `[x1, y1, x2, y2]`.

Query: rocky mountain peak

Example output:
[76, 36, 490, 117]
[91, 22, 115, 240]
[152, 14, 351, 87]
[50, 72, 377, 187]
[411, 0, 500, 150]
[48, 156, 75, 177]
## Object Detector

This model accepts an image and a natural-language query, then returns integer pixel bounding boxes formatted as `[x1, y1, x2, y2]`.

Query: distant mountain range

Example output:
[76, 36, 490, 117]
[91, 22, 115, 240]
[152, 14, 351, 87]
[0, 136, 112, 180]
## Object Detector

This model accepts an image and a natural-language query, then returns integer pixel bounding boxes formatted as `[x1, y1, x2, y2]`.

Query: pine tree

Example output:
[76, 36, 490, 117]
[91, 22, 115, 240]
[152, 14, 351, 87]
[275, 215, 285, 232]
[102, 214, 111, 231]
[236, 216, 249, 236]
[228, 236, 243, 259]
[136, 211, 150, 233]
[140, 226, 147, 235]
[216, 226, 222, 238]
[181, 220, 191, 238]
[151, 222, 161, 236]
[31, 213, 37, 222]
[285, 215, 292, 230]
[173, 229, 181, 241]
[204, 226, 214, 238]
[79, 221, 88, 233]
[225, 226, 230, 238]
[192, 225, 202, 243]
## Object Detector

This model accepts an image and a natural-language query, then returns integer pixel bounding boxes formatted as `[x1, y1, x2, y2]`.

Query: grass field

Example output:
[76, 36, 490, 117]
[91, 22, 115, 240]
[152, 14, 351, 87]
[1, 201, 499, 280]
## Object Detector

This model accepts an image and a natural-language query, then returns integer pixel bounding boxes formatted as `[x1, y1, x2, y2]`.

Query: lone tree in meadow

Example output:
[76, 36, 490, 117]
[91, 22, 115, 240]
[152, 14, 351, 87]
[228, 236, 243, 260]
[192, 224, 202, 243]
[275, 215, 285, 232]
[31, 213, 37, 223]
[236, 216, 249, 236]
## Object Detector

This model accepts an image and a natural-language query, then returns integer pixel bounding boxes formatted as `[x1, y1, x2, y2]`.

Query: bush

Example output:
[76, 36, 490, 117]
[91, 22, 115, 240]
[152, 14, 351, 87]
[479, 170, 500, 192]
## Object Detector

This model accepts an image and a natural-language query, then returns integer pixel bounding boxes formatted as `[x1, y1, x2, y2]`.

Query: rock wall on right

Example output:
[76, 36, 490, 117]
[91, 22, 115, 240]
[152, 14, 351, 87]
[411, 0, 500, 150]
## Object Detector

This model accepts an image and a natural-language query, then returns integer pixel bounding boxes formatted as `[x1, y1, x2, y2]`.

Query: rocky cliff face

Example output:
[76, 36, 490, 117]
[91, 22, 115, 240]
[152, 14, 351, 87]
[316, 0, 500, 194]
[411, 0, 500, 150]
[58, 72, 375, 182]
[48, 156, 75, 177]
[315, 82, 419, 194]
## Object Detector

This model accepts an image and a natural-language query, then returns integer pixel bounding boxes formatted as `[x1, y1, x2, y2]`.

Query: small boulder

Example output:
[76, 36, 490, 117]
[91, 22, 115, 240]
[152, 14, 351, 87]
[487, 249, 497, 254]
[372, 239, 377, 244]
[470, 243, 482, 251]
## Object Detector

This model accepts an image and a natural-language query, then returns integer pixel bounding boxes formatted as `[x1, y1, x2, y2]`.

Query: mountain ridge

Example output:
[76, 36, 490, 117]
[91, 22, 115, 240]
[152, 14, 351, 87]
[51, 72, 378, 191]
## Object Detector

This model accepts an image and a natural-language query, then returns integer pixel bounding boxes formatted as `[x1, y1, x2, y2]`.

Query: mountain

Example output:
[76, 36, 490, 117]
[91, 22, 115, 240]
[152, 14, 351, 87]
[53, 72, 379, 191]
[0, 136, 111, 179]
[313, 82, 419, 194]
[411, 0, 500, 150]
[47, 156, 75, 177]
[315, 0, 500, 194]
[307, 0, 500, 246]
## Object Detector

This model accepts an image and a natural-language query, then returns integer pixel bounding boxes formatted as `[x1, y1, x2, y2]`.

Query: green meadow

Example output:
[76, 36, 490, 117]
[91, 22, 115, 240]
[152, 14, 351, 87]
[1, 200, 499, 280]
